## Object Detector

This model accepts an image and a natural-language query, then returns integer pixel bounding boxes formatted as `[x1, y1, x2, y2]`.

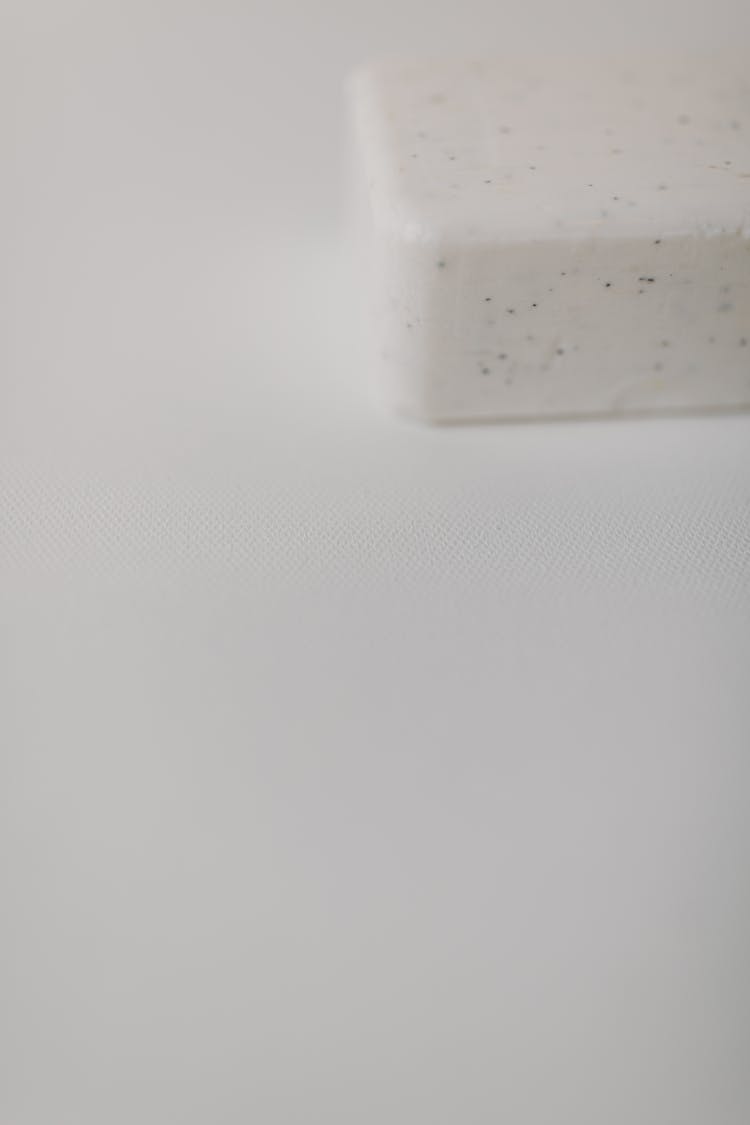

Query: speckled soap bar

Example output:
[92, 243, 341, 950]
[350, 55, 750, 421]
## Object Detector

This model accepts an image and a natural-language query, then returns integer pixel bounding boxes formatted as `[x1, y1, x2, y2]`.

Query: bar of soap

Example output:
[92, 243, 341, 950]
[350, 56, 750, 422]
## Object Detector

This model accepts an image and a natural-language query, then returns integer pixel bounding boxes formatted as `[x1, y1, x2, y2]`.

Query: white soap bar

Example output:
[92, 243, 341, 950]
[350, 56, 750, 422]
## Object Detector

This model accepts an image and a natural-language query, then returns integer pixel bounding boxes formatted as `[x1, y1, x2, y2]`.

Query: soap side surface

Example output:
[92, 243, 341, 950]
[350, 56, 750, 422]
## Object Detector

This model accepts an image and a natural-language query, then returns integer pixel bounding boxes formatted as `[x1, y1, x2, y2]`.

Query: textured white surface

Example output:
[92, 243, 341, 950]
[3, 1, 750, 1123]
[353, 56, 750, 242]
[351, 56, 750, 420]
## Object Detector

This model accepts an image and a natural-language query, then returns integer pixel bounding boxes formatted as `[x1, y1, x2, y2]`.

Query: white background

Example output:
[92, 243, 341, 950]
[2, 1, 750, 1122]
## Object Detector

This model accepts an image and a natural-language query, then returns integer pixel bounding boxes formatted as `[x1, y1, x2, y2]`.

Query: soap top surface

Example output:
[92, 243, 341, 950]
[351, 55, 750, 243]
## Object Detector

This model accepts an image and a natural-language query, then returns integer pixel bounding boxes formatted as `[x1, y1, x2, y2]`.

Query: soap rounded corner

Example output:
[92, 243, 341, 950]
[372, 197, 464, 259]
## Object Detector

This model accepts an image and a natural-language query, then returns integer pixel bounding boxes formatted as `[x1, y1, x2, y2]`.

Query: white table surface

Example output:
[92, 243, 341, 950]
[3, 2, 750, 1122]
